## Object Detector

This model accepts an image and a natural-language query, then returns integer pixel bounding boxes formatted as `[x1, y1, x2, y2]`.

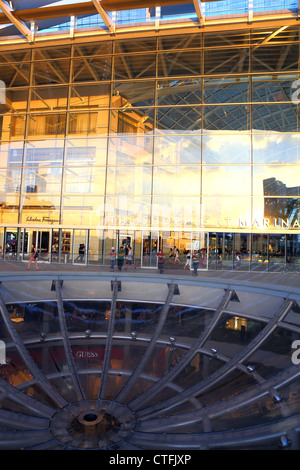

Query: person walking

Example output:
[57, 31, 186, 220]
[75, 243, 85, 262]
[174, 247, 180, 264]
[117, 246, 125, 271]
[109, 247, 116, 271]
[184, 250, 191, 270]
[192, 250, 199, 276]
[27, 244, 39, 270]
[156, 249, 165, 274]
[125, 246, 136, 270]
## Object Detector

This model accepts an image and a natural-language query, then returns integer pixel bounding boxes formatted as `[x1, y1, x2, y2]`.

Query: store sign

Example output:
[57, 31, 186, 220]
[25, 216, 59, 225]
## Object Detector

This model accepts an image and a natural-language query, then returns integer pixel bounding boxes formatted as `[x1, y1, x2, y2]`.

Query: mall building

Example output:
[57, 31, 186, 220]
[0, 0, 299, 271]
[0, 0, 300, 452]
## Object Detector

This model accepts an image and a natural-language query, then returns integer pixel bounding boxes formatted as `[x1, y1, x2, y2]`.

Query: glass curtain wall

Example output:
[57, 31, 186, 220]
[0, 29, 299, 269]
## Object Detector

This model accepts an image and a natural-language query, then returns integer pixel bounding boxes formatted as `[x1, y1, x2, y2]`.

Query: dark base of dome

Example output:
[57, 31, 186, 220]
[50, 400, 136, 449]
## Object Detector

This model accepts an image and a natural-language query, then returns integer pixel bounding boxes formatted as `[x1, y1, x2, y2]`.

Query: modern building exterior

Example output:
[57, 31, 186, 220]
[0, 0, 300, 452]
[0, 0, 299, 271]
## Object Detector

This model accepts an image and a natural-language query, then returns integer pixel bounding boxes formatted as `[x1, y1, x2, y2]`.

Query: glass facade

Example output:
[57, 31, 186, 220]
[0, 28, 300, 269]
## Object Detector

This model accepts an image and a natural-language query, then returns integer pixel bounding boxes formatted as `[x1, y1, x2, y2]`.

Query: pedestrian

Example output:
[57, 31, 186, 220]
[156, 249, 165, 274]
[109, 247, 116, 271]
[125, 246, 136, 270]
[174, 247, 180, 264]
[117, 246, 125, 271]
[235, 252, 241, 269]
[184, 250, 191, 270]
[75, 243, 85, 262]
[168, 248, 174, 263]
[192, 250, 199, 276]
[27, 244, 39, 270]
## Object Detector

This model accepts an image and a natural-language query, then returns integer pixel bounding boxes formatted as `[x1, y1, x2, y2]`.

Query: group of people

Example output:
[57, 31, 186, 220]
[156, 249, 200, 275]
[109, 245, 136, 271]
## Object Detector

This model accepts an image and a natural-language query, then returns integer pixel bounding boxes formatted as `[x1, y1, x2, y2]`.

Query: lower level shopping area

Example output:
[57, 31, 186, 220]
[1, 227, 299, 272]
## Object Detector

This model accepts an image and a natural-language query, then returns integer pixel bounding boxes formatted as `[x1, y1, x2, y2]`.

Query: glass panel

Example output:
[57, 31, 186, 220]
[69, 83, 111, 109]
[154, 135, 201, 164]
[24, 140, 64, 167]
[204, 48, 250, 75]
[0, 195, 19, 224]
[71, 57, 112, 82]
[252, 133, 300, 164]
[112, 81, 155, 107]
[22, 167, 62, 194]
[28, 113, 66, 138]
[73, 42, 113, 57]
[32, 59, 70, 85]
[209, 232, 234, 270]
[233, 233, 251, 270]
[65, 137, 107, 166]
[203, 132, 251, 163]
[73, 230, 87, 264]
[89, 229, 104, 265]
[157, 79, 202, 106]
[252, 103, 299, 132]
[104, 196, 151, 230]
[156, 107, 202, 132]
[0, 114, 26, 140]
[60, 229, 72, 264]
[203, 313, 265, 358]
[157, 50, 202, 76]
[0, 141, 23, 168]
[252, 75, 298, 102]
[252, 196, 300, 231]
[0, 168, 21, 193]
[20, 195, 60, 226]
[253, 165, 300, 197]
[252, 43, 299, 73]
[29, 86, 68, 112]
[1, 87, 28, 113]
[114, 53, 156, 79]
[286, 234, 300, 269]
[4, 228, 18, 261]
[108, 135, 153, 166]
[202, 166, 251, 196]
[33, 46, 71, 60]
[142, 231, 158, 267]
[202, 197, 251, 231]
[68, 110, 109, 136]
[115, 37, 156, 53]
[63, 166, 105, 194]
[152, 196, 201, 231]
[204, 77, 250, 103]
[61, 196, 105, 226]
[203, 105, 250, 131]
[153, 166, 201, 196]
[106, 166, 152, 195]
[110, 108, 154, 135]
[0, 62, 31, 87]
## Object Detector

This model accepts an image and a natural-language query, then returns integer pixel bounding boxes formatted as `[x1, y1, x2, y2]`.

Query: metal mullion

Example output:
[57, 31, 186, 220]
[55, 280, 84, 400]
[98, 279, 118, 399]
[139, 297, 295, 420]
[0, 376, 54, 418]
[132, 288, 235, 412]
[0, 290, 68, 409]
[116, 283, 175, 404]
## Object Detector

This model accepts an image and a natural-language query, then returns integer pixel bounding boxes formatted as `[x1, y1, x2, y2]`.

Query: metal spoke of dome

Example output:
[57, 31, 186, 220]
[138, 297, 295, 419]
[131, 288, 235, 412]
[0, 288, 68, 410]
[116, 283, 176, 403]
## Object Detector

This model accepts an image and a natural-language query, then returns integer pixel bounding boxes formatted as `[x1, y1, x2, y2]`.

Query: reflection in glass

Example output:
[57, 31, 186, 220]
[203, 131, 250, 163]
[61, 196, 105, 226]
[202, 166, 250, 196]
[253, 166, 300, 197]
[253, 133, 300, 164]
[20, 195, 60, 225]
[106, 166, 152, 195]
[63, 167, 105, 194]
[154, 135, 201, 164]
[157, 79, 202, 106]
[153, 166, 201, 196]
[65, 138, 107, 166]
[108, 136, 153, 166]
[22, 167, 62, 194]
[24, 140, 64, 167]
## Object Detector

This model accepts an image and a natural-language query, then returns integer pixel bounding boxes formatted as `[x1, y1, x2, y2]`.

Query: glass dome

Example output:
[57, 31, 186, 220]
[0, 271, 299, 450]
